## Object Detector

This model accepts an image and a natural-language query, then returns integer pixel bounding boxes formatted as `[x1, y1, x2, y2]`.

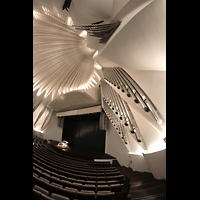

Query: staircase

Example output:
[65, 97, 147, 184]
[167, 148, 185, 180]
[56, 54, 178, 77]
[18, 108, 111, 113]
[116, 166, 166, 200]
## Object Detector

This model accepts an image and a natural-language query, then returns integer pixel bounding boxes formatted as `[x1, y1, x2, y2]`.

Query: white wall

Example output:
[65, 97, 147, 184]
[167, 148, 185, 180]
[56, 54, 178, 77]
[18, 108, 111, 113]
[128, 153, 151, 172]
[43, 111, 63, 141]
[105, 121, 130, 167]
[143, 149, 166, 179]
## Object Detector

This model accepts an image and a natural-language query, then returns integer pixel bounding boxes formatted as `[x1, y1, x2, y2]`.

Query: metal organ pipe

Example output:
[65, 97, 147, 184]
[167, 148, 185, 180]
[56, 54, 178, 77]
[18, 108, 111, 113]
[102, 67, 162, 124]
[119, 68, 161, 116]
[113, 68, 131, 95]
[117, 67, 149, 111]
[112, 68, 127, 93]
[109, 85, 123, 119]
[103, 67, 139, 103]
[103, 100, 126, 143]
[115, 67, 139, 102]
[102, 79, 135, 132]
[114, 88, 129, 126]
[101, 80, 142, 143]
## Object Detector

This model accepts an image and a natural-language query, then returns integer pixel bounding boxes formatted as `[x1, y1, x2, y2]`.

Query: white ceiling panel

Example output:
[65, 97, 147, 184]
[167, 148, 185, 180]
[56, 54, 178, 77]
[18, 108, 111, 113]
[47, 87, 101, 112]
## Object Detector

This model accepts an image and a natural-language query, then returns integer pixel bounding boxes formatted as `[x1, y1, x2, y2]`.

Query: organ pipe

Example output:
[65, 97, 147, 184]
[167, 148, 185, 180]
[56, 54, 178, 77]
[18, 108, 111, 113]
[102, 100, 128, 145]
[73, 21, 121, 43]
[102, 67, 162, 124]
[101, 80, 142, 143]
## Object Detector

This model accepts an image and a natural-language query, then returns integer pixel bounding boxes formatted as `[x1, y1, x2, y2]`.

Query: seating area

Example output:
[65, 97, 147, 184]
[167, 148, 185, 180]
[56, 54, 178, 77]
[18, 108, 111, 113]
[33, 135, 129, 200]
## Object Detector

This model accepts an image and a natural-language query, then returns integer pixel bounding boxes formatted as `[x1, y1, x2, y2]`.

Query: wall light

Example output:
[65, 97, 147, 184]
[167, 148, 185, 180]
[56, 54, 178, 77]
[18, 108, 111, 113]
[33, 127, 43, 133]
[67, 16, 73, 26]
[93, 51, 98, 57]
[94, 62, 102, 70]
[79, 30, 87, 38]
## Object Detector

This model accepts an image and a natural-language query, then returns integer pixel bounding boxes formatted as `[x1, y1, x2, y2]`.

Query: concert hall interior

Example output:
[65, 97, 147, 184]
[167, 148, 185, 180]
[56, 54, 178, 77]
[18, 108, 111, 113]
[33, 0, 166, 199]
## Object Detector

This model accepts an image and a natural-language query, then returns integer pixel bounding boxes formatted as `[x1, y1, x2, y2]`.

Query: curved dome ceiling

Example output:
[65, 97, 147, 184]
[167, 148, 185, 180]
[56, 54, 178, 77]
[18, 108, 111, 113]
[33, 8, 100, 100]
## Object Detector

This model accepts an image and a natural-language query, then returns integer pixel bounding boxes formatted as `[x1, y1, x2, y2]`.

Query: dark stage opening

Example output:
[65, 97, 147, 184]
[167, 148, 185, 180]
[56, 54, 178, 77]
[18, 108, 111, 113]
[62, 112, 106, 153]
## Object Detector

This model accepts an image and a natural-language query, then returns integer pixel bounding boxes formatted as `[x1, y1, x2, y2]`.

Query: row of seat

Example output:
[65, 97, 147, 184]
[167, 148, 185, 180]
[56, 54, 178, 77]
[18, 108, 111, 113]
[33, 165, 124, 200]
[33, 135, 129, 200]
[33, 143, 115, 170]
[33, 146, 119, 174]
[33, 138, 116, 172]
[33, 156, 124, 182]
[33, 151, 121, 178]
[33, 161, 125, 186]
[34, 170, 123, 193]
[33, 183, 115, 200]
[33, 136, 108, 166]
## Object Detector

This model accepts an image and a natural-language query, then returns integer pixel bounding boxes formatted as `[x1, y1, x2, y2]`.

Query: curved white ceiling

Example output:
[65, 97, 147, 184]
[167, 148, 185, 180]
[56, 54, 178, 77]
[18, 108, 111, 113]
[96, 0, 166, 71]
[33, 8, 100, 100]
[48, 87, 101, 112]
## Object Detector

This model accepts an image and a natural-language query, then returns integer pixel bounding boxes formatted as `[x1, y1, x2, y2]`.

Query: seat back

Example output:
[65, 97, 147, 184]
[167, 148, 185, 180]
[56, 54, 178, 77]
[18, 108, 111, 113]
[51, 193, 70, 200]
[33, 185, 50, 196]
[77, 190, 96, 200]
[110, 183, 124, 192]
[96, 184, 110, 191]
[96, 191, 115, 200]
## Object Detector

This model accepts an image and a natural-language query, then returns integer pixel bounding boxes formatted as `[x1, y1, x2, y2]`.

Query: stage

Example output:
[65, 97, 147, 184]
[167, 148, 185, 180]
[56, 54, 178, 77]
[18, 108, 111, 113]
[49, 140, 116, 163]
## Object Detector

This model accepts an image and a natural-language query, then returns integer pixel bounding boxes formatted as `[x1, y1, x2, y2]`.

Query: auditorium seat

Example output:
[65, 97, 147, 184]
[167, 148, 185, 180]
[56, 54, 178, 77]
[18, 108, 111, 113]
[114, 174, 124, 180]
[96, 191, 115, 200]
[77, 174, 87, 180]
[51, 193, 70, 200]
[96, 184, 110, 191]
[34, 185, 50, 196]
[70, 182, 83, 191]
[33, 188, 42, 200]
[73, 179, 86, 185]
[33, 188, 54, 200]
[63, 187, 78, 199]
[96, 176, 106, 181]
[77, 190, 96, 200]
[59, 180, 71, 188]
[106, 176, 116, 181]
[33, 136, 130, 200]
[112, 171, 121, 176]
[82, 184, 96, 191]
[104, 172, 113, 176]
[51, 182, 63, 188]
[85, 180, 96, 185]
[51, 176, 62, 185]
[87, 175, 97, 181]
[107, 180, 120, 185]
[41, 193, 54, 200]
[110, 183, 124, 192]
[96, 181, 107, 185]
[96, 172, 105, 176]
